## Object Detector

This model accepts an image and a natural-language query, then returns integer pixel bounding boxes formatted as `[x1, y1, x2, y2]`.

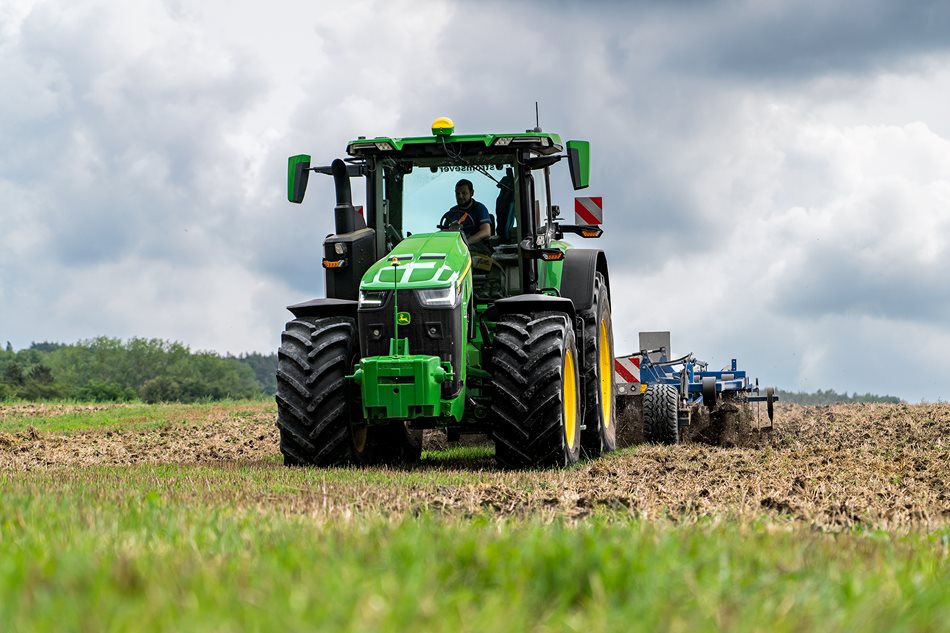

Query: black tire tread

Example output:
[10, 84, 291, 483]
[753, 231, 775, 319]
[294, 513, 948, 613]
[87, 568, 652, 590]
[275, 316, 357, 466]
[491, 312, 579, 468]
[643, 383, 679, 445]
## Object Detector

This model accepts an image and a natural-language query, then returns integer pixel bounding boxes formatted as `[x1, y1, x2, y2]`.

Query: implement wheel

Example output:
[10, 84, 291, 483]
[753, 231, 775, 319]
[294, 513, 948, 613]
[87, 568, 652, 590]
[580, 272, 617, 458]
[702, 376, 717, 409]
[276, 316, 361, 466]
[491, 312, 582, 468]
[643, 383, 679, 445]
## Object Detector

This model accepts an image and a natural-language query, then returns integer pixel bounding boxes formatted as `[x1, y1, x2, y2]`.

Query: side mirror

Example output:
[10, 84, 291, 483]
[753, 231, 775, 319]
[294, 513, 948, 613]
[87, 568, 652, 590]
[287, 154, 311, 203]
[566, 140, 590, 190]
[524, 155, 562, 170]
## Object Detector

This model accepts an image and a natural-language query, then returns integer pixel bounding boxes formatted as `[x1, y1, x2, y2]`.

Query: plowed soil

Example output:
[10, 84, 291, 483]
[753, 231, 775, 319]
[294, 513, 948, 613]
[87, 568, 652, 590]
[1, 402, 948, 530]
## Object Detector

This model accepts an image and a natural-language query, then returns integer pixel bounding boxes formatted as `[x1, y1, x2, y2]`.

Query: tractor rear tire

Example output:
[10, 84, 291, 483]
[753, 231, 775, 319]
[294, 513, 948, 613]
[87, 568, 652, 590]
[580, 272, 617, 458]
[275, 316, 360, 466]
[491, 312, 582, 468]
[643, 383, 679, 445]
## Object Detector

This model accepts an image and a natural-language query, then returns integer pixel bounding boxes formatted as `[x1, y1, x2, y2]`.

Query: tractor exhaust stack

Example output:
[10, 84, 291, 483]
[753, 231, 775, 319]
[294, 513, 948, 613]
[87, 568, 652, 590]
[332, 158, 361, 234]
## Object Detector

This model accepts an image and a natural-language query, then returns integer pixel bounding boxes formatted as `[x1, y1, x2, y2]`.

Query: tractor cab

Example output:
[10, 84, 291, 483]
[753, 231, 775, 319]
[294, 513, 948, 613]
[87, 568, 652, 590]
[288, 117, 594, 302]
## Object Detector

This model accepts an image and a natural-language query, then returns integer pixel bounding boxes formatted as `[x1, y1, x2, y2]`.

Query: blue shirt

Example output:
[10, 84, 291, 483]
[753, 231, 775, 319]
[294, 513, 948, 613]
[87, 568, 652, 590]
[444, 200, 490, 237]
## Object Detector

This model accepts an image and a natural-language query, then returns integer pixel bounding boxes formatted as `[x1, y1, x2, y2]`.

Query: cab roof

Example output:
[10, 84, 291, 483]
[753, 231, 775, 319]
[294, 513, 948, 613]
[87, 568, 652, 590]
[346, 131, 564, 158]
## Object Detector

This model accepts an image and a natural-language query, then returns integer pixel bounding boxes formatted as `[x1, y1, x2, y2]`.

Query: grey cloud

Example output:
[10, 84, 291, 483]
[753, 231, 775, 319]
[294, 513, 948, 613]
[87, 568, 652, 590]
[640, 1, 950, 81]
[4, 0, 950, 400]
[2, 2, 268, 271]
[775, 244, 950, 323]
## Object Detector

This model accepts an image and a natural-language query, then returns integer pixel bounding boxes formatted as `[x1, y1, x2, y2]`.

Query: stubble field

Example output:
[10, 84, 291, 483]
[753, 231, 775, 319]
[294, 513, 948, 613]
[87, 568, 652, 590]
[1, 400, 948, 631]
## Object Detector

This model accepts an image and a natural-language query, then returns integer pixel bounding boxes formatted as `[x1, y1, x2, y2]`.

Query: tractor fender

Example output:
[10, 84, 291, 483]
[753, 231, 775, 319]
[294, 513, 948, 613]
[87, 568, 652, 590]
[560, 249, 610, 312]
[484, 294, 576, 322]
[287, 298, 359, 320]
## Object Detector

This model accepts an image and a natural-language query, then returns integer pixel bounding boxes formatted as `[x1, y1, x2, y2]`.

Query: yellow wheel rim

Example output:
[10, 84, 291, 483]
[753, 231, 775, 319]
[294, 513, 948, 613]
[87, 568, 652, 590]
[599, 320, 612, 429]
[564, 349, 577, 447]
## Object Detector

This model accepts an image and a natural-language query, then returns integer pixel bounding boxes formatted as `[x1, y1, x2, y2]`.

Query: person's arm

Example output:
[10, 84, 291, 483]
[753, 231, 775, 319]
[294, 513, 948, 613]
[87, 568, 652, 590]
[467, 202, 492, 244]
[467, 222, 492, 244]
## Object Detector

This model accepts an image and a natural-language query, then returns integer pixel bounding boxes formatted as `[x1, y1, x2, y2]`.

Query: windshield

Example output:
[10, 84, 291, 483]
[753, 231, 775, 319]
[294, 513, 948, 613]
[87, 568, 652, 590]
[381, 156, 519, 244]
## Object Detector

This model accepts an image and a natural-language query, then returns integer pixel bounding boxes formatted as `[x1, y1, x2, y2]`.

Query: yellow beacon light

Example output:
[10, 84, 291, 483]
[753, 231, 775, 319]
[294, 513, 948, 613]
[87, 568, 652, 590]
[431, 117, 455, 136]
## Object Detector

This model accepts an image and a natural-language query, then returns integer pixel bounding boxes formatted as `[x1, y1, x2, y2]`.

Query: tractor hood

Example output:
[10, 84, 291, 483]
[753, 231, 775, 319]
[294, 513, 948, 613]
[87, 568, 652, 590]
[360, 232, 472, 291]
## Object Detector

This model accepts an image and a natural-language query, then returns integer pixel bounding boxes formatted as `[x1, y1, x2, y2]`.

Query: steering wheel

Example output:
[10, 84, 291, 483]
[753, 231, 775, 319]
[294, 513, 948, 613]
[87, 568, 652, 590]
[437, 214, 470, 245]
[437, 212, 461, 231]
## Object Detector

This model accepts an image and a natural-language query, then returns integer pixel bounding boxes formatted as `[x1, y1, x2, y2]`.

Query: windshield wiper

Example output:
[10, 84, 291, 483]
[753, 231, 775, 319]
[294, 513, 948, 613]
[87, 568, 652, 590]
[439, 137, 512, 192]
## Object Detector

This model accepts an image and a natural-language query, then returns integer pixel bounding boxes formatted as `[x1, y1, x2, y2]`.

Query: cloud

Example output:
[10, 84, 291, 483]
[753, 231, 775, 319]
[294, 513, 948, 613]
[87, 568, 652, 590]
[3, 0, 950, 400]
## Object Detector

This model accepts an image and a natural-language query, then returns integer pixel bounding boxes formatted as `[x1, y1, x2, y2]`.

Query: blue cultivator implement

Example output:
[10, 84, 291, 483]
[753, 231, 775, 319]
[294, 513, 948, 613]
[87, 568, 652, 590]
[614, 331, 776, 445]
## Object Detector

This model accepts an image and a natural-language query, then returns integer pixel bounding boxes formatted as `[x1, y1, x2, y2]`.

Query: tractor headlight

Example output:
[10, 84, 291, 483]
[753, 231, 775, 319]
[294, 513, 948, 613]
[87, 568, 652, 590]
[416, 285, 457, 308]
[358, 290, 388, 308]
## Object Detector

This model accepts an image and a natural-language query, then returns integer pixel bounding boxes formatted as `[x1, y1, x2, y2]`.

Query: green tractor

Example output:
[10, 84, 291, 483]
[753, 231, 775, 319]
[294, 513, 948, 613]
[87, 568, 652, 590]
[278, 117, 616, 468]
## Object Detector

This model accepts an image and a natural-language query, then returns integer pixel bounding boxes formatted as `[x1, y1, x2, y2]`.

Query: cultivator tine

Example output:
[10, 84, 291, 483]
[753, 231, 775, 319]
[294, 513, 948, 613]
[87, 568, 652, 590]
[754, 387, 775, 432]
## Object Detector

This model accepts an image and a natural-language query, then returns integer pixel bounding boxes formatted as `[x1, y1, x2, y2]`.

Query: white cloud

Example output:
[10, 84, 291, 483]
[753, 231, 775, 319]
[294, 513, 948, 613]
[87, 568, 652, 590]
[2, 0, 950, 401]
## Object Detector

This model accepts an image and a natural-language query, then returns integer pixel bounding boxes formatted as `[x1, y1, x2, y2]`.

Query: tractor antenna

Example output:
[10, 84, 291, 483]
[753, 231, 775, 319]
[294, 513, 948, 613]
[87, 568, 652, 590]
[533, 101, 541, 132]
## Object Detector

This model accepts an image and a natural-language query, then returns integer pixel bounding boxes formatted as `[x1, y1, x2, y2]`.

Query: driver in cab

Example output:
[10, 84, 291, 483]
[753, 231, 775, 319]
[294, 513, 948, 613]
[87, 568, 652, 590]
[442, 179, 491, 248]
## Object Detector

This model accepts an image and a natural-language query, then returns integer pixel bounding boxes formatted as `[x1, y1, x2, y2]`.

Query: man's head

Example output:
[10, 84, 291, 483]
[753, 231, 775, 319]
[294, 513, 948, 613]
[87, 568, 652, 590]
[455, 179, 474, 208]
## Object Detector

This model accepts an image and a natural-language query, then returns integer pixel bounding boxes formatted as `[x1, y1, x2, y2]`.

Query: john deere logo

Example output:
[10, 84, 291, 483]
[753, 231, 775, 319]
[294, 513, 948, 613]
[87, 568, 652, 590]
[397, 312, 411, 326]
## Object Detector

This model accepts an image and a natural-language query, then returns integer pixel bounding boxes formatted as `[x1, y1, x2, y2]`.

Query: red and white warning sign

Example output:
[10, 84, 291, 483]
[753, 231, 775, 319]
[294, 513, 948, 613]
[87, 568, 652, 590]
[614, 355, 640, 384]
[574, 196, 603, 225]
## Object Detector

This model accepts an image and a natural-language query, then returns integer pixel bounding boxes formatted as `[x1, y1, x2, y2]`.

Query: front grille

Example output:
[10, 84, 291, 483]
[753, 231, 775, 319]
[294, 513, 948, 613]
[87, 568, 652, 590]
[358, 290, 463, 398]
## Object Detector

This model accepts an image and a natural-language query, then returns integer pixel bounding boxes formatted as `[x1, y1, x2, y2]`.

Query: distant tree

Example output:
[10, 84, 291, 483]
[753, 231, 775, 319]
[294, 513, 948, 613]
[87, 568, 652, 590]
[27, 364, 55, 385]
[30, 341, 65, 353]
[2, 362, 25, 386]
[776, 388, 902, 405]
[18, 380, 64, 401]
[4, 341, 12, 353]
[73, 380, 137, 402]
[1, 337, 273, 402]
[238, 352, 277, 395]
[140, 376, 182, 403]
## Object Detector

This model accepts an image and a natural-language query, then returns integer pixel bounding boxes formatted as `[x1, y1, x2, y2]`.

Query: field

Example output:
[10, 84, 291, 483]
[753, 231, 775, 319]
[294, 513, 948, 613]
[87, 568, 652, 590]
[1, 401, 948, 632]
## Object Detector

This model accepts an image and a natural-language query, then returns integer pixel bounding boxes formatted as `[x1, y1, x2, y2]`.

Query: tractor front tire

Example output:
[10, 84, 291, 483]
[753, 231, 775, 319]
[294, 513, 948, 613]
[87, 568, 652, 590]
[275, 316, 359, 466]
[580, 272, 617, 458]
[491, 312, 582, 468]
[643, 383, 679, 445]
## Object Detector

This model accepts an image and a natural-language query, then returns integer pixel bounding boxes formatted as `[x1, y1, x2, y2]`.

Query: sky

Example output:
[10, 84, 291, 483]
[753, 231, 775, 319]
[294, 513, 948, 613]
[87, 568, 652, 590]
[2, 0, 949, 401]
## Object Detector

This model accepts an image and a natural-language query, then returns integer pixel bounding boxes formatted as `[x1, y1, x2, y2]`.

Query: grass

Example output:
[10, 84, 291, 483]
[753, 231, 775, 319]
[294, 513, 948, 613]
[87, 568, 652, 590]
[1, 463, 948, 632]
[0, 400, 273, 434]
[1, 401, 948, 631]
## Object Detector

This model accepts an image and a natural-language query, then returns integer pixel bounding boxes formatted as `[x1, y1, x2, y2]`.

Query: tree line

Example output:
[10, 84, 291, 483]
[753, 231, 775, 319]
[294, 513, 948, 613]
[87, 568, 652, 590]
[775, 388, 901, 405]
[0, 339, 902, 405]
[0, 339, 277, 403]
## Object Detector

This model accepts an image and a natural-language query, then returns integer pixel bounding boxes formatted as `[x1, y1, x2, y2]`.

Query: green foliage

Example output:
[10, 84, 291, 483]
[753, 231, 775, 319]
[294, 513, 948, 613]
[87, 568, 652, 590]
[139, 376, 183, 404]
[74, 380, 138, 403]
[2, 362, 25, 386]
[236, 352, 277, 395]
[0, 339, 265, 403]
[16, 380, 65, 401]
[27, 364, 54, 384]
[29, 341, 65, 352]
[777, 388, 902, 405]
